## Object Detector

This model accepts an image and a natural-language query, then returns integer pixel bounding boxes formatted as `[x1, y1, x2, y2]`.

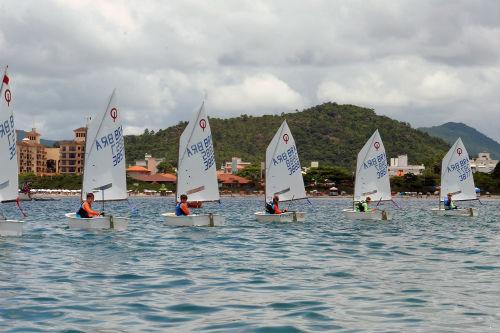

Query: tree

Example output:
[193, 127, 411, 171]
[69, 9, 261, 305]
[237, 164, 261, 182]
[157, 161, 176, 174]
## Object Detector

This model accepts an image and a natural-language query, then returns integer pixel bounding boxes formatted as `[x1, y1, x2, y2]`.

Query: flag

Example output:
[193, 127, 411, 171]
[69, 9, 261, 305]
[2, 74, 8, 85]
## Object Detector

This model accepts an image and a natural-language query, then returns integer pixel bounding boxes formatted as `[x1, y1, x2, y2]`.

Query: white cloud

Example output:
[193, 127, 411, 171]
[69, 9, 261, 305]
[0, 0, 499, 141]
[210, 73, 306, 115]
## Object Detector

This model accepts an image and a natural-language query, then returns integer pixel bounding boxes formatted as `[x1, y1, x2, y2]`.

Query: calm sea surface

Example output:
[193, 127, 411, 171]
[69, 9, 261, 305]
[0, 197, 499, 332]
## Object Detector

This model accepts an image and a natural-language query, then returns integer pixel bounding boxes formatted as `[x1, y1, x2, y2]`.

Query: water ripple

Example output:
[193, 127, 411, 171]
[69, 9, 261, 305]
[0, 197, 499, 332]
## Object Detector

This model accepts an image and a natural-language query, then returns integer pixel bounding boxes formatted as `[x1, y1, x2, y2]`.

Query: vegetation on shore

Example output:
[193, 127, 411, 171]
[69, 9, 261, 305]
[18, 161, 500, 194]
[124, 102, 449, 170]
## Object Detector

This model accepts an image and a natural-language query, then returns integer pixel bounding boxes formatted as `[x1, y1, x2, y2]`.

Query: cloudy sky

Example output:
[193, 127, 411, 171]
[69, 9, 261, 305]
[1, 0, 500, 141]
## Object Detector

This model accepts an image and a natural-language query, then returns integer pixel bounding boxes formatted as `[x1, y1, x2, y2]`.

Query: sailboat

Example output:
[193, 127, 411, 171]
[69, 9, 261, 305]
[342, 129, 393, 220]
[65, 90, 129, 230]
[0, 66, 24, 236]
[254, 120, 306, 222]
[162, 101, 224, 226]
[431, 138, 478, 217]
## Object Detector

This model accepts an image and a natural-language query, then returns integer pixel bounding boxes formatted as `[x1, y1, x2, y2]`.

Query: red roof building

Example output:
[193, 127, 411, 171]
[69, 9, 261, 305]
[217, 172, 252, 188]
[129, 172, 176, 183]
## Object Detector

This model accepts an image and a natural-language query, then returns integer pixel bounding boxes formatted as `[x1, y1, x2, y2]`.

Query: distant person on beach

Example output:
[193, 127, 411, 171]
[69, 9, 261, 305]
[266, 195, 287, 214]
[175, 194, 190, 216]
[356, 197, 372, 212]
[77, 193, 101, 218]
[22, 182, 32, 199]
[443, 193, 457, 210]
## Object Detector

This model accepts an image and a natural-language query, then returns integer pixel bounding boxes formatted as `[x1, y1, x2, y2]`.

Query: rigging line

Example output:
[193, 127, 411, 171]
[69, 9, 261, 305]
[16, 197, 27, 218]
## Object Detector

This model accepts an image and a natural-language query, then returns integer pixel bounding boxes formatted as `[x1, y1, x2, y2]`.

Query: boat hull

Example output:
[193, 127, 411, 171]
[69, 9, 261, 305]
[0, 220, 24, 236]
[65, 213, 129, 231]
[162, 212, 224, 226]
[254, 211, 306, 222]
[342, 209, 392, 221]
[431, 208, 478, 217]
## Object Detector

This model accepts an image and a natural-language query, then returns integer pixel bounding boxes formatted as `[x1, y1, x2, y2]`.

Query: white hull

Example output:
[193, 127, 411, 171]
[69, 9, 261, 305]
[65, 213, 129, 231]
[162, 212, 224, 226]
[342, 209, 392, 221]
[0, 220, 24, 236]
[254, 211, 306, 222]
[431, 208, 478, 217]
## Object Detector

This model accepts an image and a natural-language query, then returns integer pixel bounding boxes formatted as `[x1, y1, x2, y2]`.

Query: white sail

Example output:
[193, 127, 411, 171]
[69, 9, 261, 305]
[176, 101, 219, 202]
[82, 90, 127, 201]
[353, 129, 391, 202]
[265, 120, 306, 202]
[440, 138, 476, 201]
[0, 67, 19, 202]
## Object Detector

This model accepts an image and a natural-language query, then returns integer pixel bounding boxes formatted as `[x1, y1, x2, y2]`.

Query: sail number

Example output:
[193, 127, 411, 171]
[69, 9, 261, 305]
[95, 125, 125, 167]
[186, 134, 215, 171]
[272, 145, 301, 175]
[363, 153, 387, 179]
[0, 115, 17, 160]
[448, 158, 471, 182]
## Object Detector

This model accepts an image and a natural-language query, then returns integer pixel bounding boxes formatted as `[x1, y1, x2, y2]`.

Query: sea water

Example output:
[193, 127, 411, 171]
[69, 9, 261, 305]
[0, 197, 499, 332]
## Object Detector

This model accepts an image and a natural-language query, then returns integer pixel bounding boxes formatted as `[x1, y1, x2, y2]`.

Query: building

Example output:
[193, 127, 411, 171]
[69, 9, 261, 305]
[223, 157, 252, 174]
[127, 165, 151, 178]
[388, 154, 425, 176]
[217, 171, 252, 190]
[59, 127, 86, 174]
[134, 153, 163, 174]
[470, 152, 498, 173]
[16, 128, 47, 175]
[128, 172, 177, 184]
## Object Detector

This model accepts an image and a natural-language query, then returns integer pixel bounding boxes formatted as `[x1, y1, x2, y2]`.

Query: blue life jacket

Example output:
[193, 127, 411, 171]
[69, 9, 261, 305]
[76, 202, 89, 218]
[265, 202, 275, 214]
[443, 198, 456, 210]
[175, 202, 187, 216]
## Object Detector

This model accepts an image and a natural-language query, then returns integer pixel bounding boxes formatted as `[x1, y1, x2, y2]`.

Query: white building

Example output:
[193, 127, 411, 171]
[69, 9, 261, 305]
[470, 152, 498, 173]
[223, 157, 252, 174]
[388, 154, 425, 176]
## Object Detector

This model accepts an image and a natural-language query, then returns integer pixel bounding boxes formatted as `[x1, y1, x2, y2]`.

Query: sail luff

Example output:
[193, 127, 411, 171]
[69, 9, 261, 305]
[353, 130, 391, 202]
[176, 101, 219, 202]
[82, 90, 127, 201]
[0, 65, 19, 202]
[439, 137, 476, 202]
[265, 120, 306, 202]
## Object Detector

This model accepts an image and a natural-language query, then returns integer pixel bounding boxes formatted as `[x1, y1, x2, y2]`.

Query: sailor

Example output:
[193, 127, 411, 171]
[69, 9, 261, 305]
[271, 195, 287, 214]
[175, 194, 190, 216]
[443, 193, 457, 210]
[77, 193, 101, 218]
[356, 197, 372, 212]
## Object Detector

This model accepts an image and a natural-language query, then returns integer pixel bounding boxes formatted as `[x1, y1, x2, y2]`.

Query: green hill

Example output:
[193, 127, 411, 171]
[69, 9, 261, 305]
[419, 122, 500, 159]
[125, 102, 449, 170]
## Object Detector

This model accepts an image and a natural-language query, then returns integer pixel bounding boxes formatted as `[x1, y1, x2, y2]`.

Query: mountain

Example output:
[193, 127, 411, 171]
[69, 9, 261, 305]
[16, 130, 59, 147]
[419, 122, 500, 159]
[125, 102, 449, 170]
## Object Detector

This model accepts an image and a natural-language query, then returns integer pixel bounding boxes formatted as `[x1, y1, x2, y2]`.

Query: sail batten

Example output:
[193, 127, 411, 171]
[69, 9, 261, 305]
[265, 120, 306, 202]
[440, 138, 476, 202]
[176, 101, 219, 202]
[82, 90, 127, 201]
[353, 130, 391, 202]
[0, 66, 19, 202]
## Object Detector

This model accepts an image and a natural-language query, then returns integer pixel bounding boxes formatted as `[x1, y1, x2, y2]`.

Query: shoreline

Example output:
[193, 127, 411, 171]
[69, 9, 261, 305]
[25, 193, 500, 201]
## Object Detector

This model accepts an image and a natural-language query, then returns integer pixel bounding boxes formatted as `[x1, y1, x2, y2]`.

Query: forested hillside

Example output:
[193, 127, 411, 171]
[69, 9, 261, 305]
[125, 102, 448, 170]
[419, 122, 500, 159]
